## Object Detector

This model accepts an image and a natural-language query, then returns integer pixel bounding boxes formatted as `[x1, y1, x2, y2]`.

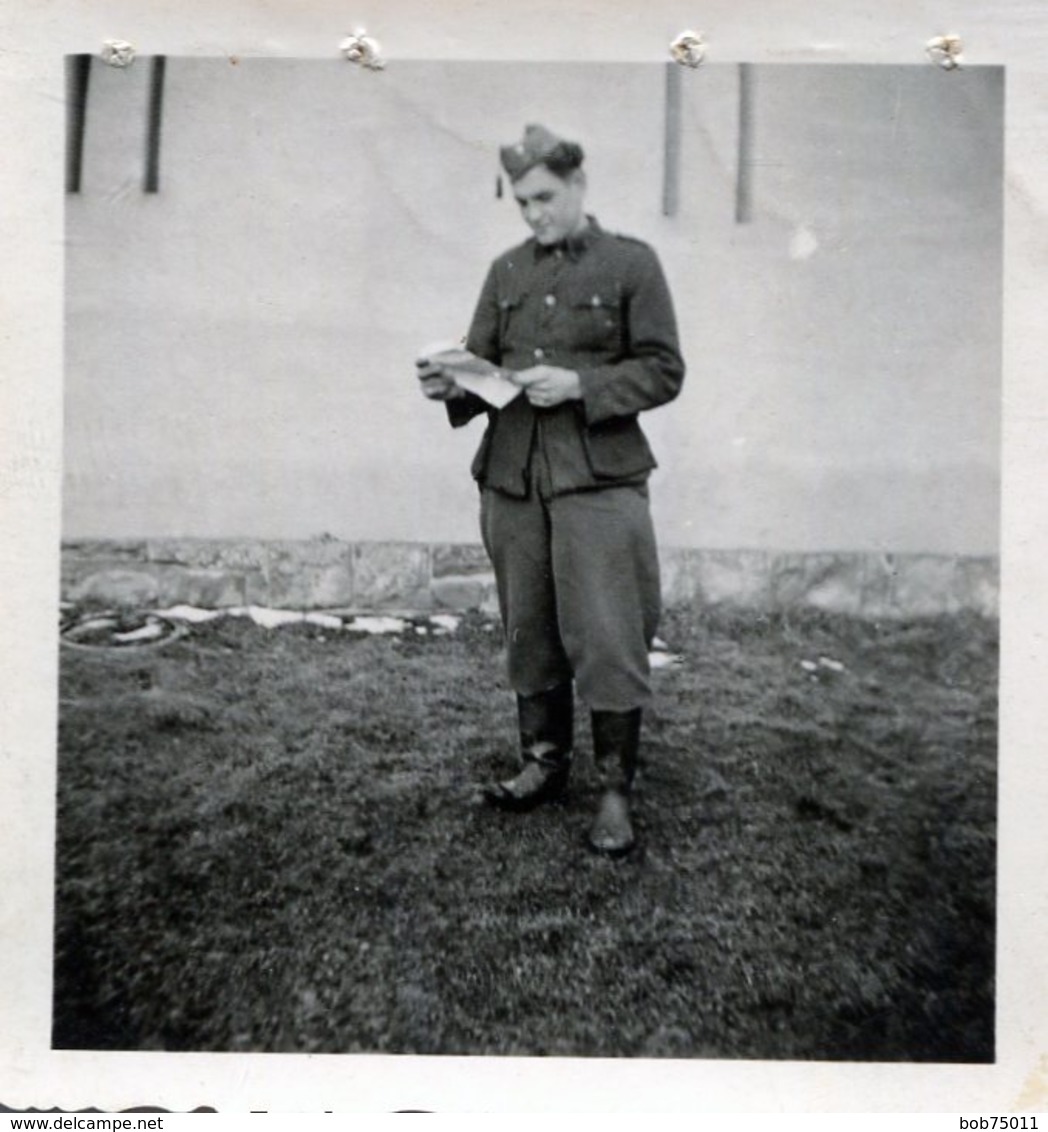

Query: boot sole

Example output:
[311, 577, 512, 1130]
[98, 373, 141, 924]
[588, 790, 635, 855]
[587, 833, 635, 857]
[482, 778, 568, 812]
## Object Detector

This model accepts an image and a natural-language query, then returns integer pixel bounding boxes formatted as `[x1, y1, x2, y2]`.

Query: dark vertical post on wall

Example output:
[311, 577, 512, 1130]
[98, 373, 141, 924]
[65, 54, 92, 194]
[735, 62, 755, 224]
[662, 62, 682, 218]
[144, 55, 167, 193]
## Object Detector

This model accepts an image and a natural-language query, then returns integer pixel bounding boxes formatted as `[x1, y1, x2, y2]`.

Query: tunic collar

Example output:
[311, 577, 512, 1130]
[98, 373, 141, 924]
[533, 215, 602, 262]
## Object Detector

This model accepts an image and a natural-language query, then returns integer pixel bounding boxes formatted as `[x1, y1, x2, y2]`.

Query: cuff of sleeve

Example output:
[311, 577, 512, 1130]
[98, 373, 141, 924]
[446, 391, 488, 428]
[577, 367, 612, 426]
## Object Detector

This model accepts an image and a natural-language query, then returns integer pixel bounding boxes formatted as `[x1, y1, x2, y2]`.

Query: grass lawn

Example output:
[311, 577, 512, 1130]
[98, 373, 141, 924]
[53, 605, 997, 1059]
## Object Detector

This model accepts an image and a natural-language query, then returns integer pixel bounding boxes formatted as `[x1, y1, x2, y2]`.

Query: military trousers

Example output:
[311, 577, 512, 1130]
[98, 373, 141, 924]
[479, 482, 661, 712]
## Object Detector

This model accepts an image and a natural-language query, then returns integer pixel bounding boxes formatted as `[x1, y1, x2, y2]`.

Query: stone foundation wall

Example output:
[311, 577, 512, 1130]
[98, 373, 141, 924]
[60, 538, 998, 619]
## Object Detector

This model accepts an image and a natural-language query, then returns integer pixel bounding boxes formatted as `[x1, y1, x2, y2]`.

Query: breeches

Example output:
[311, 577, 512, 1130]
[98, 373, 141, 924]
[479, 484, 661, 712]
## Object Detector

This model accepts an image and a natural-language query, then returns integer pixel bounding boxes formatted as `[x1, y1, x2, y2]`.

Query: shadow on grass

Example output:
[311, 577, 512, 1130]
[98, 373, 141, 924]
[53, 607, 996, 1059]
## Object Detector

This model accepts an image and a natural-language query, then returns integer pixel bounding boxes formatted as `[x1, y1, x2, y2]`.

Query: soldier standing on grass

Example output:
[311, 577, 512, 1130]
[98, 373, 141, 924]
[418, 124, 685, 855]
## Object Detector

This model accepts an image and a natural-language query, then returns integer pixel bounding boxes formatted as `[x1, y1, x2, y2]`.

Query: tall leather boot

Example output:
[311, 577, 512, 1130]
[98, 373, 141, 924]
[588, 708, 642, 855]
[483, 683, 574, 811]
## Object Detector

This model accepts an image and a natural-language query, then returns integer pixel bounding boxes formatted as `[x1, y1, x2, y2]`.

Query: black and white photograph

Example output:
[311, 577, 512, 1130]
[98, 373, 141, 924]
[49, 54, 1004, 1065]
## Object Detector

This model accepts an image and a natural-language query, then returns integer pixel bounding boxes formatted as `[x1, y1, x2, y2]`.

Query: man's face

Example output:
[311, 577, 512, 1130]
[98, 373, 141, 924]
[512, 165, 587, 245]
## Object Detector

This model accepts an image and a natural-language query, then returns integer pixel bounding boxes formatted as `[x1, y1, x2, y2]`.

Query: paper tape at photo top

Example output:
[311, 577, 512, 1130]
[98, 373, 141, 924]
[339, 28, 385, 69]
[670, 30, 707, 67]
[926, 33, 965, 69]
[100, 38, 136, 67]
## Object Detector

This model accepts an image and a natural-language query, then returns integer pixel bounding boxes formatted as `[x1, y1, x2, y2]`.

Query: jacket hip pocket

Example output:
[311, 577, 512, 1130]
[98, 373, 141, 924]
[581, 415, 657, 480]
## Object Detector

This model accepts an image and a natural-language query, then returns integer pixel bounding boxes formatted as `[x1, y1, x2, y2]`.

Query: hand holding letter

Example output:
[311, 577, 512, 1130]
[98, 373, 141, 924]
[510, 365, 582, 409]
[415, 341, 521, 409]
[417, 362, 464, 402]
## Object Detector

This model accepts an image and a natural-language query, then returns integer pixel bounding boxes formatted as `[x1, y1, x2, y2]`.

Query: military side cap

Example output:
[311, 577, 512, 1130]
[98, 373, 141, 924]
[499, 123, 566, 180]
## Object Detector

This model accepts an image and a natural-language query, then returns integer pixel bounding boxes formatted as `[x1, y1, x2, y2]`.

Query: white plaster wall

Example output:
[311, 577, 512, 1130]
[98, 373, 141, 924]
[62, 60, 1002, 553]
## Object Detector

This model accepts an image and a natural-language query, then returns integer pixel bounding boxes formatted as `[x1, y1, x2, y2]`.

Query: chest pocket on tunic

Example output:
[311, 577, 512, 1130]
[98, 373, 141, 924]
[563, 283, 623, 354]
[497, 291, 530, 353]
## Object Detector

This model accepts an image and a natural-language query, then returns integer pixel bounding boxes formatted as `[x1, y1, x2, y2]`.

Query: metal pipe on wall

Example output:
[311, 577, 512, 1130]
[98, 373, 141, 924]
[735, 62, 755, 223]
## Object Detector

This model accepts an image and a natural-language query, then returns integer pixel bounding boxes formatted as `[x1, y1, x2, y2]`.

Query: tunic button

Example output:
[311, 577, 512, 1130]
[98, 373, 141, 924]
[544, 294, 557, 307]
[533, 347, 545, 360]
[591, 295, 602, 307]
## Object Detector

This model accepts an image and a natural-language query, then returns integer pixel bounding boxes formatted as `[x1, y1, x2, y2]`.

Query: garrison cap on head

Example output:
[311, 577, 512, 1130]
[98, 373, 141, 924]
[499, 123, 582, 181]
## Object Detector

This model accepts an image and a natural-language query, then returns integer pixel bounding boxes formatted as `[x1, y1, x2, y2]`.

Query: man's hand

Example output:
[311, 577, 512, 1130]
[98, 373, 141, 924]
[417, 361, 465, 402]
[510, 365, 582, 409]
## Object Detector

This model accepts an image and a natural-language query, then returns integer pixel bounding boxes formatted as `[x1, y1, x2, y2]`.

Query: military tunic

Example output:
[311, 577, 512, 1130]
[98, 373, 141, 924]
[449, 218, 685, 711]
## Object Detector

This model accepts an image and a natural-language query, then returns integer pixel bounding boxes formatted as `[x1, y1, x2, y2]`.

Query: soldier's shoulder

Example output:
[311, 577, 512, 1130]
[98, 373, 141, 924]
[600, 229, 662, 264]
[605, 229, 652, 249]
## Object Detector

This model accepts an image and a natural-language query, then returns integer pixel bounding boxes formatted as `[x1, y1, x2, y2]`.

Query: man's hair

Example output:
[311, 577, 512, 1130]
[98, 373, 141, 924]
[536, 140, 585, 180]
